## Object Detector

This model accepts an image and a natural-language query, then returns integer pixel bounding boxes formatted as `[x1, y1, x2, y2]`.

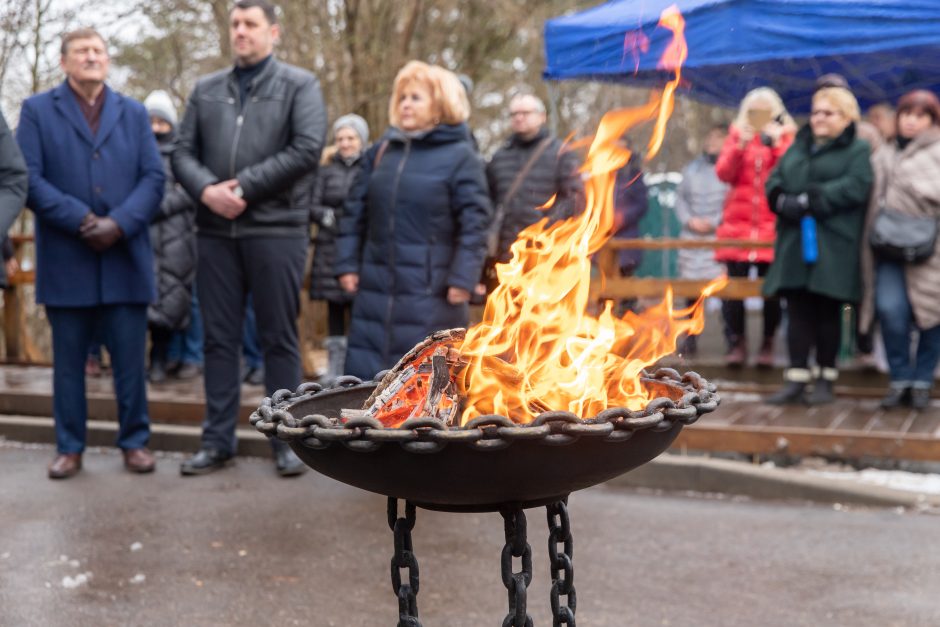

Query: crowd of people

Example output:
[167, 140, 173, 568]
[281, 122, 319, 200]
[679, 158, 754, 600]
[0, 0, 938, 480]
[675, 76, 940, 409]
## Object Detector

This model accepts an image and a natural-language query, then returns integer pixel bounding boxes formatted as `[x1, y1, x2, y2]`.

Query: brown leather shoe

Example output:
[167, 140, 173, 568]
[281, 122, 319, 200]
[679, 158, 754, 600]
[123, 448, 156, 474]
[48, 453, 82, 479]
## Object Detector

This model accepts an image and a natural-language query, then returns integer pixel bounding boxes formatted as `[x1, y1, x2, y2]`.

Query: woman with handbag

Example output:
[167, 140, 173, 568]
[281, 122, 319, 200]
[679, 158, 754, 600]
[870, 90, 940, 410]
[763, 87, 873, 405]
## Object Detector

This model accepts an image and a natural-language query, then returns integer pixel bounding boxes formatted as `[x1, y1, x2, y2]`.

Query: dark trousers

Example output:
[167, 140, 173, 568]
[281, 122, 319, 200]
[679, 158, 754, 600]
[327, 301, 350, 336]
[722, 261, 781, 346]
[149, 325, 173, 367]
[784, 289, 842, 369]
[197, 235, 307, 454]
[47, 304, 149, 454]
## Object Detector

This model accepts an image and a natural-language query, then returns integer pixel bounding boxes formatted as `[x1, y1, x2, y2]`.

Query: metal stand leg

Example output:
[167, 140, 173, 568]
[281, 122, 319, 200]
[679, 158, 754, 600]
[388, 498, 421, 627]
[547, 499, 577, 626]
[500, 506, 534, 627]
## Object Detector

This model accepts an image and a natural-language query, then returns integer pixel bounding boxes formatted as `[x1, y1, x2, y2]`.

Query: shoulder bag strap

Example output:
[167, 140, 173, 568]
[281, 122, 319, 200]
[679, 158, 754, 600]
[488, 137, 554, 255]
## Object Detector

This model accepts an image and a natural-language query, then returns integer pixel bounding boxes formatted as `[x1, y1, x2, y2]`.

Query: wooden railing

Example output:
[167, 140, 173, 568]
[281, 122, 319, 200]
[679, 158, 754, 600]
[593, 237, 774, 300]
[1, 234, 776, 365]
[3, 234, 38, 361]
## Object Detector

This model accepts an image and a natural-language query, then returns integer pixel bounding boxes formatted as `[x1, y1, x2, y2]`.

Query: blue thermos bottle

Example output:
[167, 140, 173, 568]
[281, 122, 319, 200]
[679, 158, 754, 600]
[801, 215, 818, 264]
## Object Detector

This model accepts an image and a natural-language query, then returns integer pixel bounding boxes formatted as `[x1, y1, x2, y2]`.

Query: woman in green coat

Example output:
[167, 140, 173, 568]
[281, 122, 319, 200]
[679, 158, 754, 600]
[763, 87, 874, 405]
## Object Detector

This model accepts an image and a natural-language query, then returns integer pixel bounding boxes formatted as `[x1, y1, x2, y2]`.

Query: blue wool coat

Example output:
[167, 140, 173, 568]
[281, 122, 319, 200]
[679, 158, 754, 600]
[335, 124, 491, 380]
[16, 82, 165, 307]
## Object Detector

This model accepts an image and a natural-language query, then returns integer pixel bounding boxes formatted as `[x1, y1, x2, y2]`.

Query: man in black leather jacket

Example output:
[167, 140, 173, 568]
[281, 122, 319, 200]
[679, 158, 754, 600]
[173, 0, 326, 477]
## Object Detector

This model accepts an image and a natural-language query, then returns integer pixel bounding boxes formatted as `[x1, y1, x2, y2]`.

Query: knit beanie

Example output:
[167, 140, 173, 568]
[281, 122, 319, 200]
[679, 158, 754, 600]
[144, 90, 178, 128]
[333, 113, 369, 145]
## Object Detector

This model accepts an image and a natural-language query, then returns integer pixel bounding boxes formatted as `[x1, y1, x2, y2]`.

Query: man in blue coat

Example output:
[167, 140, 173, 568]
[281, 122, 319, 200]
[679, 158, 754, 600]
[17, 27, 165, 479]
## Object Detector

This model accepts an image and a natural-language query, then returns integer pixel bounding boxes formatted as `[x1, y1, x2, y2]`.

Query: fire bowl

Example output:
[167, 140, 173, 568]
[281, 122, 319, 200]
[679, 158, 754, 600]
[251, 368, 718, 512]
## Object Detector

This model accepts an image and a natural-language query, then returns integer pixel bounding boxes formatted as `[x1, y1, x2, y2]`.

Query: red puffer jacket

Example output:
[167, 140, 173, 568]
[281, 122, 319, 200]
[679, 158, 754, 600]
[714, 125, 793, 263]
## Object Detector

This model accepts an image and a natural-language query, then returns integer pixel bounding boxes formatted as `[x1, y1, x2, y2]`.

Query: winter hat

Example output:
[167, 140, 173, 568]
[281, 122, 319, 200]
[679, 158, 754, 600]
[144, 90, 177, 128]
[333, 113, 369, 145]
[814, 73, 849, 92]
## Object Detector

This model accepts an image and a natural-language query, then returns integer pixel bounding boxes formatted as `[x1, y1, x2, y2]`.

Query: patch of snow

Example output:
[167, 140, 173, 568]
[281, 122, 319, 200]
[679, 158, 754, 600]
[809, 468, 940, 495]
[129, 542, 143, 552]
[62, 572, 92, 589]
[129, 573, 146, 585]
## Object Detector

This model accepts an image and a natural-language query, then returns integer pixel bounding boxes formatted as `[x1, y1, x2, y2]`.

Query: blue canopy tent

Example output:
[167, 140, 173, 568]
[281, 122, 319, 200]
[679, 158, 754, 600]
[544, 0, 940, 113]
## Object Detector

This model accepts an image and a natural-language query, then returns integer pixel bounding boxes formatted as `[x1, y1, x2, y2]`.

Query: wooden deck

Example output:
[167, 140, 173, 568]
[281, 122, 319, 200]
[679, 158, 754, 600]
[0, 364, 937, 464]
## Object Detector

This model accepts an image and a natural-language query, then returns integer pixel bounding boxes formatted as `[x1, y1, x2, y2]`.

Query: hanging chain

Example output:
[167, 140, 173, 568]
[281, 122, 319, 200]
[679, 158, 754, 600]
[388, 498, 421, 627]
[547, 500, 577, 626]
[500, 506, 534, 627]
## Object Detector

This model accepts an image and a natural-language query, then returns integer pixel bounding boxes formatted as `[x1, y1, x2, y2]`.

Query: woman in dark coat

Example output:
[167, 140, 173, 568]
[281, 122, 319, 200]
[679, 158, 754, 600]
[335, 61, 491, 380]
[763, 87, 873, 405]
[309, 114, 368, 379]
[144, 91, 197, 383]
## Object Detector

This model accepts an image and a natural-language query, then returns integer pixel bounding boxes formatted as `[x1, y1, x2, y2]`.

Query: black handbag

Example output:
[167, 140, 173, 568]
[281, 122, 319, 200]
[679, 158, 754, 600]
[869, 207, 938, 264]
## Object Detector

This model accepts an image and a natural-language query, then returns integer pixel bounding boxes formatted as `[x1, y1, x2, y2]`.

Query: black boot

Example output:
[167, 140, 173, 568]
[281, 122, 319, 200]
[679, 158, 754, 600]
[765, 368, 810, 405]
[880, 385, 910, 409]
[271, 439, 307, 478]
[148, 360, 167, 384]
[807, 367, 837, 405]
[910, 387, 932, 411]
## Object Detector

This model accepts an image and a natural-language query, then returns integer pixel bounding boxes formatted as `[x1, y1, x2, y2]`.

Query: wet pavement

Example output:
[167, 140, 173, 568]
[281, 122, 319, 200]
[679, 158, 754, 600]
[2, 441, 939, 627]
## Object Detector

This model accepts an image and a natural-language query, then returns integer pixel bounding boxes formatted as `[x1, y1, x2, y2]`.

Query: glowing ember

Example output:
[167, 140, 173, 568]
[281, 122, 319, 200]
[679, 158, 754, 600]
[454, 5, 726, 425]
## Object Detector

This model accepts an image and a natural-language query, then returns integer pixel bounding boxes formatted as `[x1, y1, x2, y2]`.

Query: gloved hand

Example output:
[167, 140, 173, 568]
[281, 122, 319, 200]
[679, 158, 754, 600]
[775, 192, 809, 221]
[80, 216, 124, 252]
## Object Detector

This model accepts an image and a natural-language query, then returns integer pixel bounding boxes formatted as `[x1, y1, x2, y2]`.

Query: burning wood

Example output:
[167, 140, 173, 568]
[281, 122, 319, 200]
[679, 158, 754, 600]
[347, 329, 467, 428]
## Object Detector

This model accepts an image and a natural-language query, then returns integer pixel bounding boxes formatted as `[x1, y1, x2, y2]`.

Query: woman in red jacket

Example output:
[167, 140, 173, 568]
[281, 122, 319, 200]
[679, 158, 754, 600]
[715, 87, 795, 367]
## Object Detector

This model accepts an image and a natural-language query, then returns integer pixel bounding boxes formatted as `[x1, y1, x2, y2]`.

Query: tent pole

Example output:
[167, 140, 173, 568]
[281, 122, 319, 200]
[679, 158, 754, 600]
[546, 81, 559, 136]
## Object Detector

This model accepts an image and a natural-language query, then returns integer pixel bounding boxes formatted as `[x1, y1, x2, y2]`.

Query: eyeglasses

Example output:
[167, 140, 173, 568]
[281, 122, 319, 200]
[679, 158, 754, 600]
[810, 109, 841, 118]
[69, 46, 108, 58]
[509, 110, 538, 118]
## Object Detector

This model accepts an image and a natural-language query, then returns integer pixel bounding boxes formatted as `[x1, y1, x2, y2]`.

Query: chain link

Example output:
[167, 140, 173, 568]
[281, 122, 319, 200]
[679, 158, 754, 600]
[388, 498, 421, 627]
[500, 507, 534, 627]
[547, 500, 577, 626]
[250, 368, 720, 451]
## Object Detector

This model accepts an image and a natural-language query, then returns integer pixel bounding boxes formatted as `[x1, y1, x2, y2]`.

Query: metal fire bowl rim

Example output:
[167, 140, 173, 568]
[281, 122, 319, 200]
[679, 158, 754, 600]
[250, 367, 720, 453]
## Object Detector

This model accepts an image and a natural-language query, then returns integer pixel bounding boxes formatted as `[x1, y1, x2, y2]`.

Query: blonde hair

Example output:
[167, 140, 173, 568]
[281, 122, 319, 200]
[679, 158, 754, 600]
[388, 60, 470, 128]
[733, 87, 795, 129]
[813, 87, 861, 122]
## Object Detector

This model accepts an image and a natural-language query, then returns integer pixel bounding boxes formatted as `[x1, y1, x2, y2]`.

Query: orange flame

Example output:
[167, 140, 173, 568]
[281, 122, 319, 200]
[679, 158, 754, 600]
[456, 6, 724, 425]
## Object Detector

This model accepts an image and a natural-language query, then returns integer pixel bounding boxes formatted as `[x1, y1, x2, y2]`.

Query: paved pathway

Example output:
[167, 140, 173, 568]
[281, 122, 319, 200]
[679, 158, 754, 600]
[1, 442, 939, 627]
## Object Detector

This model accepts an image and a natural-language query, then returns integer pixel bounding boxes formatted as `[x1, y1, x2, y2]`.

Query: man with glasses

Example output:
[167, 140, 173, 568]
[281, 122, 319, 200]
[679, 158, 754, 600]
[16, 28, 165, 479]
[485, 93, 583, 265]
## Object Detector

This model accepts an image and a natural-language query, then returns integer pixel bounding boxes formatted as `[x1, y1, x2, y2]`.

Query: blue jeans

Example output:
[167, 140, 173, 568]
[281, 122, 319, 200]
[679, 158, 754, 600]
[875, 261, 940, 388]
[242, 295, 262, 370]
[47, 305, 150, 453]
[168, 290, 204, 366]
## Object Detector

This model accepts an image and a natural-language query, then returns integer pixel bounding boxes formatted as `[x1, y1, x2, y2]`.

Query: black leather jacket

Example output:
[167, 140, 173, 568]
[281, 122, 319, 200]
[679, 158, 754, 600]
[172, 57, 327, 238]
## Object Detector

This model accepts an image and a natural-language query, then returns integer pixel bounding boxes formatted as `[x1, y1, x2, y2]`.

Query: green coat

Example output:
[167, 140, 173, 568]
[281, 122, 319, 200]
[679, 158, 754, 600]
[763, 123, 873, 303]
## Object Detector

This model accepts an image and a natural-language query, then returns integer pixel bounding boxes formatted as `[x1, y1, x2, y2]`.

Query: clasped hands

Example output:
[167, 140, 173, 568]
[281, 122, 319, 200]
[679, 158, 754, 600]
[775, 192, 810, 221]
[201, 179, 246, 219]
[80, 213, 123, 252]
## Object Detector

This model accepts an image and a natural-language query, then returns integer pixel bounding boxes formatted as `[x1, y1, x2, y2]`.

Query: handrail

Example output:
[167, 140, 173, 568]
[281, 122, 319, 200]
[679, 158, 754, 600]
[604, 237, 773, 251]
[592, 237, 770, 301]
